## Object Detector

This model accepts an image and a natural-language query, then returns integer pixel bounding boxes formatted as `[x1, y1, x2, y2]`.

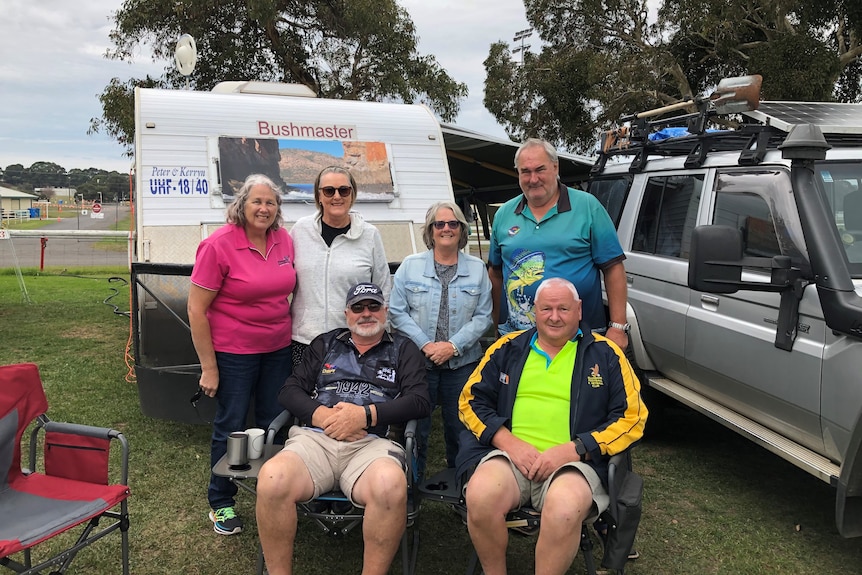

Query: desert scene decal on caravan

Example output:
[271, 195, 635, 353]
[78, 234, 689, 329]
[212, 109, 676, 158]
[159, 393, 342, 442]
[218, 137, 394, 203]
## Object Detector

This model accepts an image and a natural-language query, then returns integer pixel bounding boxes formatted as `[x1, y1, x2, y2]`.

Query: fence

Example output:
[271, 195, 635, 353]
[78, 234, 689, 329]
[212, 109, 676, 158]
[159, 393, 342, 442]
[0, 230, 132, 270]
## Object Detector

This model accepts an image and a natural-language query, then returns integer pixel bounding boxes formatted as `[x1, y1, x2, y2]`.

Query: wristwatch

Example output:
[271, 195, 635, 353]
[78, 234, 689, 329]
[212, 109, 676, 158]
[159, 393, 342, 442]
[608, 321, 631, 333]
[574, 437, 588, 459]
[450, 342, 460, 357]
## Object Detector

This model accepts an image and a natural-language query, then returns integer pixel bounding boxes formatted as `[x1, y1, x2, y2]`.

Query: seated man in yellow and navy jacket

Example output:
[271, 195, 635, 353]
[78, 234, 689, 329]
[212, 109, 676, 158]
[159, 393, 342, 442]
[456, 277, 647, 575]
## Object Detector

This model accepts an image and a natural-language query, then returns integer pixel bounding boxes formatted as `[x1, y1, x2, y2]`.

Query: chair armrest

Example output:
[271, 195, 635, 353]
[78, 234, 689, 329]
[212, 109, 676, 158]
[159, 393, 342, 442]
[266, 410, 294, 445]
[403, 419, 418, 489]
[31, 417, 129, 485]
[403, 419, 417, 441]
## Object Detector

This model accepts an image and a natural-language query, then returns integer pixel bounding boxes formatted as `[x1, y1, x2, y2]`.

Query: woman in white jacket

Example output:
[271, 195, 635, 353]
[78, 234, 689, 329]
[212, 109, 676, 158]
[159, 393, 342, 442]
[289, 166, 392, 365]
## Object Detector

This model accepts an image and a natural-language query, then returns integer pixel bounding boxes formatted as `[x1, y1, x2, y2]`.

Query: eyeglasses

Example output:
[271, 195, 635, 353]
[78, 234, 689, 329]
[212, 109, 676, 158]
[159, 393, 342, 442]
[189, 388, 211, 425]
[320, 186, 353, 198]
[433, 220, 461, 230]
[349, 302, 383, 313]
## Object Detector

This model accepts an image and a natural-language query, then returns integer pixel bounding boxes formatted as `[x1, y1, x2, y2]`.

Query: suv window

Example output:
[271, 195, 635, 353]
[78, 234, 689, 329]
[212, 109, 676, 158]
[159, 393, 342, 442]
[632, 175, 703, 258]
[587, 176, 632, 226]
[817, 161, 862, 277]
[712, 169, 810, 273]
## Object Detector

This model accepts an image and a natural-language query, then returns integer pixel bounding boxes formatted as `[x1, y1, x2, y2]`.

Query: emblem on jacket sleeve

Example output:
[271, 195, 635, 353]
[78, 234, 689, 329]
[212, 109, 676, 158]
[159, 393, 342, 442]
[587, 364, 604, 388]
[499, 372, 509, 385]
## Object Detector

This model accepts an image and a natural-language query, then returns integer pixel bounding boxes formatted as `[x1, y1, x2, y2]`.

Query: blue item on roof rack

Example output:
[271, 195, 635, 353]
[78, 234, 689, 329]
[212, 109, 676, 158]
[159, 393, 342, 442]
[649, 127, 724, 141]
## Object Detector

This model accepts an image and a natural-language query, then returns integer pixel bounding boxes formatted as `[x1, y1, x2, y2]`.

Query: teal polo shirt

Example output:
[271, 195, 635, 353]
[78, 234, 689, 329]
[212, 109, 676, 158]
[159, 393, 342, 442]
[489, 184, 623, 333]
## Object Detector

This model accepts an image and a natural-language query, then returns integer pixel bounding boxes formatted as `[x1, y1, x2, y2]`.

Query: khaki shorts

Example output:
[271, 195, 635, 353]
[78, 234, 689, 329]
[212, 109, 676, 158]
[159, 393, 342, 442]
[281, 427, 406, 506]
[476, 449, 609, 519]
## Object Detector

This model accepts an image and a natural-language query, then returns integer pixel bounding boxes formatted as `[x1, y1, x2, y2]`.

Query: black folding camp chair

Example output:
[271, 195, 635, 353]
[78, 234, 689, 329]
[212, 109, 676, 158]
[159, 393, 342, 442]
[0, 363, 131, 575]
[420, 449, 642, 575]
[255, 410, 420, 575]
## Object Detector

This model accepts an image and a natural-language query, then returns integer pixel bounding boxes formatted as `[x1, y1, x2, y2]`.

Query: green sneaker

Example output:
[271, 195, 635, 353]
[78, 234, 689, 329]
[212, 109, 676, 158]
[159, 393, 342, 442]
[209, 506, 243, 535]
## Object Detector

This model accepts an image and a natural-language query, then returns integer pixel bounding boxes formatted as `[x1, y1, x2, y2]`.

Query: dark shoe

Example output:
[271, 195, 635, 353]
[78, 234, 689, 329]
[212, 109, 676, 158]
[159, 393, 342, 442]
[304, 500, 329, 514]
[209, 506, 243, 535]
[329, 500, 355, 515]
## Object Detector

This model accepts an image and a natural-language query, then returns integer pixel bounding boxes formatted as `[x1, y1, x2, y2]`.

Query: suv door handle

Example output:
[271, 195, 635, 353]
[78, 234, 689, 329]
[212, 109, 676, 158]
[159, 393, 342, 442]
[701, 294, 720, 306]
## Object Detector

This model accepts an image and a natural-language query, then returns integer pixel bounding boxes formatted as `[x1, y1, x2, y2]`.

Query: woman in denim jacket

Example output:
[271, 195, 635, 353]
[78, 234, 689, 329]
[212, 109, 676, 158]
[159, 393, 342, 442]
[389, 201, 493, 479]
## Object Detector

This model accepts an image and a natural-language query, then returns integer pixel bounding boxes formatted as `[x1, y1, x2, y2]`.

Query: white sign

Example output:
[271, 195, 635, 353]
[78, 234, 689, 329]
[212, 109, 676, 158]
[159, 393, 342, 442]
[147, 166, 209, 197]
[0, 229, 9, 240]
[90, 212, 105, 219]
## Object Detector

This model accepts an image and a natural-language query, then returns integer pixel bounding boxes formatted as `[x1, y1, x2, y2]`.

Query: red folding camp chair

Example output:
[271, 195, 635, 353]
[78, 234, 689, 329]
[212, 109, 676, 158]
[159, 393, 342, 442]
[0, 363, 130, 575]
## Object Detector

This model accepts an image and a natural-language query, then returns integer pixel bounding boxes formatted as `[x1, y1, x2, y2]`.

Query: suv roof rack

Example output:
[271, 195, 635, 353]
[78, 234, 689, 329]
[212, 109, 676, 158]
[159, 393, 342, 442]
[592, 77, 862, 175]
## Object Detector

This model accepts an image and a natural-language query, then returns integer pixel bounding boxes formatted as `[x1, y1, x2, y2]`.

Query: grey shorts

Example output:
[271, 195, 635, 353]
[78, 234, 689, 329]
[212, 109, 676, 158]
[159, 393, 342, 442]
[476, 449, 609, 519]
[281, 426, 406, 506]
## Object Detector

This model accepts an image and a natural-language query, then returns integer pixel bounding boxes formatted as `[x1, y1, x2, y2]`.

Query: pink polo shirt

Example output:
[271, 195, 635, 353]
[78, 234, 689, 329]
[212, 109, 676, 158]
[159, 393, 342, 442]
[191, 223, 296, 354]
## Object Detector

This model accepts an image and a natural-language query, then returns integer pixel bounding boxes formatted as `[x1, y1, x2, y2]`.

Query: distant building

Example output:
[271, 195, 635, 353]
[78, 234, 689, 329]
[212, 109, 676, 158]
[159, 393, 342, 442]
[34, 186, 77, 202]
[0, 185, 38, 218]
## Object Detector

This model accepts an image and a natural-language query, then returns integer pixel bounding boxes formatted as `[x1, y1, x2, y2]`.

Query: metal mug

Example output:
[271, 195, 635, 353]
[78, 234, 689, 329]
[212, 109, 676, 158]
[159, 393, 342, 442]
[226, 431, 249, 468]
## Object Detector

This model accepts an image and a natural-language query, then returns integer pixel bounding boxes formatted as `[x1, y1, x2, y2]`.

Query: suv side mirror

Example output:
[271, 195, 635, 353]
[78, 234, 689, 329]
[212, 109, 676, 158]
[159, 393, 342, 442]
[689, 225, 808, 350]
[688, 225, 744, 293]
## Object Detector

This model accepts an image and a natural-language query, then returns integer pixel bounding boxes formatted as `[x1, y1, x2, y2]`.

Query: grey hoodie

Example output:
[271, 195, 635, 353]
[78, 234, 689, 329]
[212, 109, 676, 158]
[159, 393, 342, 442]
[289, 211, 392, 345]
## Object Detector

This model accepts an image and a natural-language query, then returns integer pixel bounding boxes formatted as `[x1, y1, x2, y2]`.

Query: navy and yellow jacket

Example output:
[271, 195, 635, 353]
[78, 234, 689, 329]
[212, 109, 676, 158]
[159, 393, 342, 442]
[456, 324, 647, 486]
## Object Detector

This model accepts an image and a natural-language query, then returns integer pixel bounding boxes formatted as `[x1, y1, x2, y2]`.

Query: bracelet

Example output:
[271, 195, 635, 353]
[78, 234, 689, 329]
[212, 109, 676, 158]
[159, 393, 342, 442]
[364, 404, 373, 429]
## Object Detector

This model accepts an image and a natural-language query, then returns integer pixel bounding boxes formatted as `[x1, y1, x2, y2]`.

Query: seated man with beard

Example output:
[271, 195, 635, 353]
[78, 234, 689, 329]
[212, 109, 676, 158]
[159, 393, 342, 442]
[255, 282, 430, 575]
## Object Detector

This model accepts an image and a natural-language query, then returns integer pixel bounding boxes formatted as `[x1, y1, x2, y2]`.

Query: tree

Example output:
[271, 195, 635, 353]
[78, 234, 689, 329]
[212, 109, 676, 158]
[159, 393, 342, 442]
[484, 0, 862, 153]
[90, 0, 467, 156]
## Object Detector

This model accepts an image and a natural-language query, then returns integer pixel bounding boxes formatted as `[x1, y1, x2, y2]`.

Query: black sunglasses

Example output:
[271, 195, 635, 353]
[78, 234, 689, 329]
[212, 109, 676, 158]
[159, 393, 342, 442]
[190, 388, 211, 425]
[433, 220, 461, 230]
[320, 186, 353, 198]
[350, 302, 383, 313]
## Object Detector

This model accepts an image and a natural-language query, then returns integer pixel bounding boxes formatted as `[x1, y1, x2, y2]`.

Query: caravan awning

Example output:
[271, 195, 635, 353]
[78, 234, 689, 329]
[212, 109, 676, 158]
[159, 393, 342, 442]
[440, 124, 595, 205]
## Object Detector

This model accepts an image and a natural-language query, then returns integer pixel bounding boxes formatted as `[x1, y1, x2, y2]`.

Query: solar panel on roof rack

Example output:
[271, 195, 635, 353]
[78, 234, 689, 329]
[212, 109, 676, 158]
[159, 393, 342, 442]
[743, 101, 862, 135]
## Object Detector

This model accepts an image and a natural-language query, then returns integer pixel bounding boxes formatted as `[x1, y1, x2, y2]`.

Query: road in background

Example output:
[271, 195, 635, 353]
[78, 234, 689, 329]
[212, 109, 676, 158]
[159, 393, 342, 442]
[0, 203, 132, 269]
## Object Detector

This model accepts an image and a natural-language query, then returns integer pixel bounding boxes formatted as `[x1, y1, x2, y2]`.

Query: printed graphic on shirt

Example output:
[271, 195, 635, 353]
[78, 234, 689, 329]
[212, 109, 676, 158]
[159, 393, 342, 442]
[376, 366, 396, 384]
[587, 364, 604, 388]
[321, 363, 337, 375]
[504, 248, 546, 331]
[507, 225, 521, 237]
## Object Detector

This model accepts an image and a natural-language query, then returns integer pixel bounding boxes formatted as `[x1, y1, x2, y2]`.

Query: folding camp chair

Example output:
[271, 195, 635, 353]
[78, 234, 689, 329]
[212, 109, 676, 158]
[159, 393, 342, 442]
[420, 449, 642, 575]
[0, 363, 130, 575]
[255, 410, 420, 575]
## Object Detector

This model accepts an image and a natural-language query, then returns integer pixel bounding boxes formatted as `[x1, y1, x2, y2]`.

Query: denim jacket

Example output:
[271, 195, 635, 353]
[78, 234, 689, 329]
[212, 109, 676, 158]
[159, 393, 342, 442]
[389, 250, 493, 369]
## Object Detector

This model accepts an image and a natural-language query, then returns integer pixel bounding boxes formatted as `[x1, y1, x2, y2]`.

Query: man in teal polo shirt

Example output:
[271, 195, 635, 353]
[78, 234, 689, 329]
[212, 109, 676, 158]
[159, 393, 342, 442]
[488, 138, 629, 349]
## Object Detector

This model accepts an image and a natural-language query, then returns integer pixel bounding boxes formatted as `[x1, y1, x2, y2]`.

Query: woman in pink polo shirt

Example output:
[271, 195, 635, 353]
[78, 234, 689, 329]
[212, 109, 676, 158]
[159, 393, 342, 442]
[188, 173, 296, 536]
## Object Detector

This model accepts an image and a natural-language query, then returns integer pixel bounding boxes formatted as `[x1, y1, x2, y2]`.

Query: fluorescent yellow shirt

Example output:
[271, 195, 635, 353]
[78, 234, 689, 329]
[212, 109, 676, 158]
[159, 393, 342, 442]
[511, 335, 577, 451]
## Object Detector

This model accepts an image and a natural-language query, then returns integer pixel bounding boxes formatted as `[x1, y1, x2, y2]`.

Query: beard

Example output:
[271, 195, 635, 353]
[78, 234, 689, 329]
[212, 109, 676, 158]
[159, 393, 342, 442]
[348, 316, 385, 338]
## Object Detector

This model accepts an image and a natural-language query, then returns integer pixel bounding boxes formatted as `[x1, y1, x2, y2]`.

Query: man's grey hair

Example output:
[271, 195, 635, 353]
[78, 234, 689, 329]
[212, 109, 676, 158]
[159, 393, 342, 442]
[514, 138, 559, 167]
[535, 277, 580, 302]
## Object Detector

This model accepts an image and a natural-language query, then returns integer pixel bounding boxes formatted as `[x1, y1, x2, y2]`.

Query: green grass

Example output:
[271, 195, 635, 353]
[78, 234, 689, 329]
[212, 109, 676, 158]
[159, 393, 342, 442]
[1, 271, 862, 574]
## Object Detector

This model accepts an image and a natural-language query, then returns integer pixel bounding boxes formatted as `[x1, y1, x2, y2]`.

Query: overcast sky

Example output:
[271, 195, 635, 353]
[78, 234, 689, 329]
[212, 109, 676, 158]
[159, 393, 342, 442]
[0, 0, 533, 174]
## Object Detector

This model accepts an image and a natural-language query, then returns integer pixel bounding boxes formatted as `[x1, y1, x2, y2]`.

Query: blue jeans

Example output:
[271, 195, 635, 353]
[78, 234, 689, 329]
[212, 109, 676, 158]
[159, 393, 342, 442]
[208, 346, 292, 510]
[416, 362, 477, 481]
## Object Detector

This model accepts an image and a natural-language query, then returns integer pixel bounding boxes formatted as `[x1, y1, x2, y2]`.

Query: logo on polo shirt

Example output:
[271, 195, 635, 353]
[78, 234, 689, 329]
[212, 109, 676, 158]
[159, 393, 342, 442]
[507, 226, 521, 237]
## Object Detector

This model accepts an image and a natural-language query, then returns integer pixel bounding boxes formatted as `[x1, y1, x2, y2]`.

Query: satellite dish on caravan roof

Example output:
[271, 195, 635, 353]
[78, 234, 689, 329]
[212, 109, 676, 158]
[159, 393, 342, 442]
[174, 34, 197, 77]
